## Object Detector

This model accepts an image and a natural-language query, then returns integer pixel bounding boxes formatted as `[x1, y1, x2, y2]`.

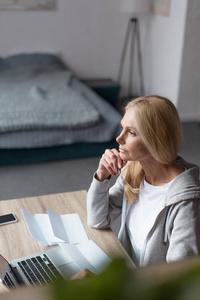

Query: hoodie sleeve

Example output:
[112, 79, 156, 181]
[87, 174, 124, 229]
[166, 200, 200, 263]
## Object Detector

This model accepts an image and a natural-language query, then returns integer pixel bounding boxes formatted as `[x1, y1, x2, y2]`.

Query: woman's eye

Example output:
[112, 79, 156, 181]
[129, 131, 136, 136]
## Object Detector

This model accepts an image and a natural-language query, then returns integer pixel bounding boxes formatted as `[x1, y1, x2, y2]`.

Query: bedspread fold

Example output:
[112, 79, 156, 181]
[0, 69, 101, 132]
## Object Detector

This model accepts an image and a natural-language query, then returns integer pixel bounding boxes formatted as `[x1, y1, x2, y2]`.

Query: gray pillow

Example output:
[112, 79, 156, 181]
[0, 53, 67, 72]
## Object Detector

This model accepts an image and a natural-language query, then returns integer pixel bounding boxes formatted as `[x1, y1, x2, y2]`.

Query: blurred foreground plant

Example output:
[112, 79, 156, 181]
[52, 258, 200, 300]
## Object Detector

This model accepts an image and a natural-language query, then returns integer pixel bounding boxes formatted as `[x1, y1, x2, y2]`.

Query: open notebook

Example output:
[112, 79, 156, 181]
[0, 208, 112, 289]
[0, 240, 111, 288]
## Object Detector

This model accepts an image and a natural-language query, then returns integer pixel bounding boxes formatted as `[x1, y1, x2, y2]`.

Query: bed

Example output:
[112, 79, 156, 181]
[0, 53, 122, 166]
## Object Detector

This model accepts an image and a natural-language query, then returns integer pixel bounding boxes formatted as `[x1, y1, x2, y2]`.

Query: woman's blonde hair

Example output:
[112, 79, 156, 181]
[122, 95, 183, 203]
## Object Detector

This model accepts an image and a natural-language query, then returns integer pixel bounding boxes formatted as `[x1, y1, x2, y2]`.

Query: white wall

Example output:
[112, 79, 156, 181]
[0, 0, 125, 80]
[0, 0, 198, 120]
[177, 0, 200, 121]
[146, 0, 188, 106]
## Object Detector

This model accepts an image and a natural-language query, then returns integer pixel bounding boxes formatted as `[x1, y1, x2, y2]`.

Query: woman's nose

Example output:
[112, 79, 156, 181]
[116, 133, 124, 144]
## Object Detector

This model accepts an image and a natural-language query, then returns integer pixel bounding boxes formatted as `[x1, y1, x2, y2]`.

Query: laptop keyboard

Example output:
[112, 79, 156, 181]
[3, 272, 16, 288]
[17, 254, 61, 286]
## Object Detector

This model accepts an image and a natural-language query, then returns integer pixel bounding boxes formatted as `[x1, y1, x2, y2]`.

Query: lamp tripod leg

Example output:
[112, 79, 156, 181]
[129, 20, 136, 97]
[117, 19, 132, 84]
[136, 20, 145, 95]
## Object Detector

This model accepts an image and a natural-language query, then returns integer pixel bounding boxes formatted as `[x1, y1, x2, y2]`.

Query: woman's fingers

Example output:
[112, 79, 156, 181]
[100, 149, 124, 175]
[103, 149, 118, 174]
[111, 148, 125, 170]
[70, 269, 95, 280]
[96, 148, 127, 181]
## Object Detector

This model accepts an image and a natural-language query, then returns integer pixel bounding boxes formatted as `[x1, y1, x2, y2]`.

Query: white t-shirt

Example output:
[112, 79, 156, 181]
[126, 176, 175, 266]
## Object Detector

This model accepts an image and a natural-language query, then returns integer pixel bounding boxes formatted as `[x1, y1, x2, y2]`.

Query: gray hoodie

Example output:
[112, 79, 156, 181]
[87, 157, 200, 268]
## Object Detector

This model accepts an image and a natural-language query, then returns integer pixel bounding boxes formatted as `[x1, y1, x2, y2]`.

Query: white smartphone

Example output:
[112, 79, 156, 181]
[0, 213, 18, 226]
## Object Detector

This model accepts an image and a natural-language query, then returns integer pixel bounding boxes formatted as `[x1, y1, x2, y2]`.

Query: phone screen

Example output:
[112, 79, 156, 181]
[0, 213, 17, 225]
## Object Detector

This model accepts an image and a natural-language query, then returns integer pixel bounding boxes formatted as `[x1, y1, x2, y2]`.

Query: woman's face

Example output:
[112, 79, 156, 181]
[116, 109, 151, 162]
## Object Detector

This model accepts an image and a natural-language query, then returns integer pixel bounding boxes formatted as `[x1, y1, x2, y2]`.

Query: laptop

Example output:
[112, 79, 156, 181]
[0, 241, 111, 289]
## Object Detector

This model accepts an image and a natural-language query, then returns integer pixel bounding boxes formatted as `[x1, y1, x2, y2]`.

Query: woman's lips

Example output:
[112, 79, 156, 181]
[119, 147, 128, 153]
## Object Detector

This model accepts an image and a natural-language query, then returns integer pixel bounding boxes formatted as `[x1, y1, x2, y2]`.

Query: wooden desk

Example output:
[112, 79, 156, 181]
[0, 190, 134, 296]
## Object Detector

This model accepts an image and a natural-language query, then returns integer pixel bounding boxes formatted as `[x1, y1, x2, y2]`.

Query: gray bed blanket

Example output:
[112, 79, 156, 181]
[0, 69, 101, 132]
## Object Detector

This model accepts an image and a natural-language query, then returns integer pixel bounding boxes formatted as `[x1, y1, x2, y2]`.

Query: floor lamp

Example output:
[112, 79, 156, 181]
[117, 17, 144, 98]
[118, 0, 151, 98]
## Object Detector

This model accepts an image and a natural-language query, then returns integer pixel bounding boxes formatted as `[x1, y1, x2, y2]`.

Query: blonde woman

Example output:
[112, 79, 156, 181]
[87, 95, 200, 268]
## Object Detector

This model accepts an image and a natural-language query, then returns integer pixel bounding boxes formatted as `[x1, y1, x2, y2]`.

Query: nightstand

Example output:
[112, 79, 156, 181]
[82, 78, 121, 106]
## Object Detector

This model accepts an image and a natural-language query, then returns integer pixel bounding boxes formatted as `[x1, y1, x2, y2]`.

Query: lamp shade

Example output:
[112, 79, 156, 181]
[120, 0, 152, 14]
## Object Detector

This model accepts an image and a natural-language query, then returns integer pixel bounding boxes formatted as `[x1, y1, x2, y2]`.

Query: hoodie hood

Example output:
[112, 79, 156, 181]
[165, 156, 200, 206]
